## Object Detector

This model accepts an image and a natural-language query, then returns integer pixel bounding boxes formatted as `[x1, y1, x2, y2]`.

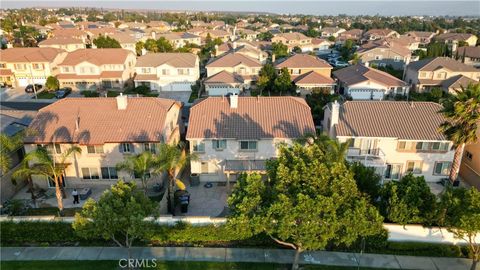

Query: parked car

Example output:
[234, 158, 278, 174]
[332, 60, 349, 68]
[24, 84, 43, 93]
[55, 87, 72, 99]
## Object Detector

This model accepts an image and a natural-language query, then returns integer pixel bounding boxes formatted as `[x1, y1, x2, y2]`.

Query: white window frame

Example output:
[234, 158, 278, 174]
[212, 139, 227, 151]
[82, 167, 100, 179]
[239, 140, 258, 151]
[433, 161, 452, 176]
[406, 161, 423, 174]
[87, 145, 104, 154]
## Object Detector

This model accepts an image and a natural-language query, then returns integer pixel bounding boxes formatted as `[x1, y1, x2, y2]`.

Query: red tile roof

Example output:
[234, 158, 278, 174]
[25, 97, 179, 144]
[293, 71, 334, 85]
[206, 52, 261, 68]
[275, 54, 332, 69]
[58, 49, 133, 66]
[186, 97, 315, 140]
[333, 64, 407, 87]
[204, 70, 244, 84]
[0, 48, 65, 63]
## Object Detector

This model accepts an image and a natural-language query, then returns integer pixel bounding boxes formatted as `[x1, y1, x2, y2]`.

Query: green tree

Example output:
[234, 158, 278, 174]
[271, 42, 289, 58]
[116, 151, 159, 194]
[156, 37, 174, 52]
[380, 174, 437, 226]
[439, 83, 480, 182]
[258, 31, 273, 41]
[348, 162, 382, 202]
[426, 41, 449, 58]
[93, 35, 121, 48]
[144, 38, 158, 52]
[292, 46, 302, 53]
[156, 143, 195, 215]
[438, 187, 480, 270]
[228, 142, 383, 270]
[73, 181, 157, 260]
[135, 41, 144, 56]
[45, 76, 59, 91]
[257, 63, 276, 94]
[13, 146, 81, 212]
[0, 132, 25, 173]
[273, 67, 294, 94]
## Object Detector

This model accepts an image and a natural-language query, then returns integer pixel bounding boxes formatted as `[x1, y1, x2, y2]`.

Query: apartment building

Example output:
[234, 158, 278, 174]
[186, 95, 316, 182]
[56, 48, 136, 91]
[323, 101, 455, 182]
[23, 96, 182, 189]
[134, 53, 199, 92]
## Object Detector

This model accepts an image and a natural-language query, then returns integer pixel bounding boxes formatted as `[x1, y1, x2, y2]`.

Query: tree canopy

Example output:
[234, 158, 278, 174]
[93, 35, 121, 48]
[271, 42, 289, 58]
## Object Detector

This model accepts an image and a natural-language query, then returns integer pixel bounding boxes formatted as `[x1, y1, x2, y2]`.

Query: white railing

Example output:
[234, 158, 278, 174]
[346, 147, 387, 167]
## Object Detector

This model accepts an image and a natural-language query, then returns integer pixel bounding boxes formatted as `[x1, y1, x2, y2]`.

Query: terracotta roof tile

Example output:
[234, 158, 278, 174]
[136, 53, 197, 68]
[206, 52, 261, 68]
[333, 64, 407, 87]
[25, 97, 179, 144]
[407, 57, 479, 72]
[335, 101, 447, 140]
[293, 71, 334, 85]
[186, 97, 315, 140]
[204, 70, 244, 84]
[275, 54, 332, 69]
[0, 48, 65, 63]
[59, 49, 133, 66]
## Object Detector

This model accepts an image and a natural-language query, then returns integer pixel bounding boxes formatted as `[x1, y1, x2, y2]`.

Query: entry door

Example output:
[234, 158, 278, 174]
[47, 174, 66, 188]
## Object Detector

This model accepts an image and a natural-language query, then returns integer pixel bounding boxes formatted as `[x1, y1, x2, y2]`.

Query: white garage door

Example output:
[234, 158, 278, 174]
[208, 86, 241, 96]
[33, 78, 46, 85]
[17, 78, 29, 87]
[162, 82, 193, 92]
[372, 90, 385, 100]
[349, 89, 372, 100]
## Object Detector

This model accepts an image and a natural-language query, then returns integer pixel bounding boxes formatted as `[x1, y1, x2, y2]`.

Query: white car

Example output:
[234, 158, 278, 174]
[334, 61, 349, 68]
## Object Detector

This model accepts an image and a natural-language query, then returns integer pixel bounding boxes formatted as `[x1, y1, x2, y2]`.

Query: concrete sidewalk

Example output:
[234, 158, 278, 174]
[1, 247, 477, 270]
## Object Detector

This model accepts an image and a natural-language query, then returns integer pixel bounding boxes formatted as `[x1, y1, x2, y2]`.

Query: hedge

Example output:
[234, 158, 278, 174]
[0, 221, 469, 258]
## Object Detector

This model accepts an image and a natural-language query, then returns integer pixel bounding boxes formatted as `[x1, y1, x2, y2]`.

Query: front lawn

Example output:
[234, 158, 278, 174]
[35, 91, 56, 99]
[23, 207, 82, 217]
[0, 261, 398, 270]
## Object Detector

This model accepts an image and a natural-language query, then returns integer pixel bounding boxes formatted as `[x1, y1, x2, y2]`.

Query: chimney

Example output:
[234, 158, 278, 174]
[364, 61, 369, 67]
[214, 44, 219, 57]
[151, 31, 156, 39]
[329, 100, 340, 136]
[116, 93, 128, 110]
[230, 93, 238, 109]
[272, 53, 276, 63]
[232, 41, 237, 50]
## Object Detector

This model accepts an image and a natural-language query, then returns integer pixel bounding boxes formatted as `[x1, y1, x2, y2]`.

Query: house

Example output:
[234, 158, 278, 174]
[194, 29, 232, 43]
[362, 29, 400, 41]
[206, 52, 262, 86]
[23, 96, 182, 189]
[271, 32, 313, 52]
[356, 39, 412, 70]
[404, 57, 480, 93]
[322, 101, 455, 182]
[435, 33, 478, 52]
[237, 28, 259, 41]
[333, 64, 409, 99]
[51, 28, 88, 40]
[100, 33, 137, 54]
[274, 54, 334, 94]
[311, 38, 333, 51]
[146, 21, 171, 32]
[455, 46, 480, 68]
[320, 27, 346, 38]
[155, 32, 201, 49]
[186, 95, 316, 182]
[56, 48, 136, 91]
[38, 37, 86, 52]
[203, 70, 244, 96]
[134, 53, 199, 92]
[0, 47, 67, 87]
[460, 128, 480, 189]
[405, 31, 437, 46]
[215, 41, 268, 64]
[337, 29, 364, 44]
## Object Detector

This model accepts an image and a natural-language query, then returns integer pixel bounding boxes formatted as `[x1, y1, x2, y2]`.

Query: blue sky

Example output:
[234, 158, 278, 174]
[1, 1, 479, 16]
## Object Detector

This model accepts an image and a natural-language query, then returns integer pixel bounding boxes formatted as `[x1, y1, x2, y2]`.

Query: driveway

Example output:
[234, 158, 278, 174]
[158, 91, 192, 104]
[0, 86, 37, 101]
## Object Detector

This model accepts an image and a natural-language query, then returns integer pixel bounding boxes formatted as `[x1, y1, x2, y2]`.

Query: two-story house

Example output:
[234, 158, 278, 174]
[271, 32, 314, 52]
[336, 29, 364, 44]
[215, 41, 268, 64]
[186, 94, 316, 182]
[455, 46, 480, 68]
[155, 32, 202, 49]
[134, 53, 199, 92]
[356, 39, 412, 70]
[38, 37, 86, 52]
[56, 48, 136, 91]
[404, 57, 480, 93]
[206, 52, 262, 86]
[320, 27, 346, 38]
[23, 96, 182, 189]
[405, 31, 437, 46]
[362, 29, 400, 42]
[435, 33, 478, 52]
[322, 101, 455, 182]
[333, 63, 409, 99]
[0, 47, 67, 87]
[274, 53, 334, 94]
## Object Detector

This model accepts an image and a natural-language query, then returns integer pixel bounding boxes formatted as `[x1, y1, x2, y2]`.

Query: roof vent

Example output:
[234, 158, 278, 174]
[116, 93, 128, 110]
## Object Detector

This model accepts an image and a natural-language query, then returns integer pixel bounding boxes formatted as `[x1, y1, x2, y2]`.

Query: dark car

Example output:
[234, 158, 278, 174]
[55, 87, 72, 99]
[25, 84, 43, 93]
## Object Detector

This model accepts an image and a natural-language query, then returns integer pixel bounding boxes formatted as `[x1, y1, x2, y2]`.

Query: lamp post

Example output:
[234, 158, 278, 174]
[24, 55, 37, 99]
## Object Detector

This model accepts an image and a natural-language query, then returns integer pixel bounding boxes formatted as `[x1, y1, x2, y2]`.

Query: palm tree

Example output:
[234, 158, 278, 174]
[116, 151, 158, 194]
[13, 146, 81, 212]
[0, 132, 24, 173]
[439, 83, 480, 183]
[155, 143, 196, 215]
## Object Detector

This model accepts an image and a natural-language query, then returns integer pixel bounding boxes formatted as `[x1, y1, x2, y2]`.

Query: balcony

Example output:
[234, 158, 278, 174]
[346, 147, 387, 168]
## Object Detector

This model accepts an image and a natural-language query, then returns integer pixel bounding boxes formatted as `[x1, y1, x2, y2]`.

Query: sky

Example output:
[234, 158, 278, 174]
[1, 1, 479, 16]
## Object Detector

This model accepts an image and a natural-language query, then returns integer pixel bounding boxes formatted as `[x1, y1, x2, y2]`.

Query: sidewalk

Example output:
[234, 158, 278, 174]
[1, 246, 476, 270]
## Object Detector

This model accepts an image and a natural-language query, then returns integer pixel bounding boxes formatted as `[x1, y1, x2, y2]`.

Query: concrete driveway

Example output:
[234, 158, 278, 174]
[158, 91, 192, 104]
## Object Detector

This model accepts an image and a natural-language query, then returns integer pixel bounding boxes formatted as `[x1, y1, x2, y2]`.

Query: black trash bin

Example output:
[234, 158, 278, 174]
[174, 190, 190, 213]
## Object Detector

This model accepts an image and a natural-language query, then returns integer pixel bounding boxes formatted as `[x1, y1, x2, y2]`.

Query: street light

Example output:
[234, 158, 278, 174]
[24, 55, 37, 99]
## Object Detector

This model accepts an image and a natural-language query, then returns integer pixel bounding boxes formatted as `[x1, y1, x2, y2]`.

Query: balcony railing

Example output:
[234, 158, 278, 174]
[346, 147, 387, 168]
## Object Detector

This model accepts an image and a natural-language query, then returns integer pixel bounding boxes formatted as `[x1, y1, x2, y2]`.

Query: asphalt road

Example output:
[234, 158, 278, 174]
[0, 101, 53, 111]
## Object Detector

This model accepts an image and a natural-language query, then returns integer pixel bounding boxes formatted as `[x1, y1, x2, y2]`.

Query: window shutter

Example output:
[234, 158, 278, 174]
[119, 143, 124, 153]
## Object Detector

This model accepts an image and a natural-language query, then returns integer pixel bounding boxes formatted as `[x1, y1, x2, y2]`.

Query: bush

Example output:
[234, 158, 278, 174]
[106, 90, 120, 97]
[81, 91, 100, 97]
[1, 221, 80, 245]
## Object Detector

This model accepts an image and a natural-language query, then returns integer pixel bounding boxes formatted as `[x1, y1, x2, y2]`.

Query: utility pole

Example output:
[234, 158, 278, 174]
[25, 55, 37, 99]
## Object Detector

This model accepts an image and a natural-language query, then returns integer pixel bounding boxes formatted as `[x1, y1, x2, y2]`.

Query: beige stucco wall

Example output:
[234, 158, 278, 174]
[39, 43, 86, 52]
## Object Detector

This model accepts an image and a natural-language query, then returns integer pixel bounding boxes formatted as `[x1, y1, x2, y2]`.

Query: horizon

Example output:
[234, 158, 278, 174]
[1, 1, 480, 17]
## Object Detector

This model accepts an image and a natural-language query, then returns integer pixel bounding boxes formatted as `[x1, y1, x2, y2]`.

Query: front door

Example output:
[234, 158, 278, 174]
[47, 174, 66, 188]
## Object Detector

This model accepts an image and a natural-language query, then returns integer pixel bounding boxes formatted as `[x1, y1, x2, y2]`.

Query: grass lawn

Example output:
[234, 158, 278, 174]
[35, 91, 56, 99]
[23, 207, 82, 217]
[0, 261, 396, 270]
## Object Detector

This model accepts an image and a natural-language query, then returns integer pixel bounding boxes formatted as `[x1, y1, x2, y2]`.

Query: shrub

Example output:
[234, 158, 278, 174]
[106, 90, 120, 97]
[81, 91, 100, 97]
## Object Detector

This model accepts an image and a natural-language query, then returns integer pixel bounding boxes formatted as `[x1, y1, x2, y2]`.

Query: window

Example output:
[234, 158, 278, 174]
[82, 167, 100, 179]
[201, 162, 209, 174]
[192, 141, 205, 152]
[90, 67, 95, 73]
[465, 151, 473, 161]
[14, 64, 26, 70]
[32, 63, 43, 70]
[434, 162, 452, 176]
[292, 69, 301, 75]
[144, 143, 157, 154]
[240, 141, 257, 151]
[120, 143, 133, 153]
[141, 67, 151, 73]
[62, 67, 70, 73]
[0, 63, 5, 68]
[39, 144, 62, 154]
[212, 139, 227, 150]
[406, 161, 423, 174]
[162, 69, 169, 75]
[101, 167, 118, 179]
[134, 170, 150, 179]
[385, 164, 402, 180]
[397, 141, 406, 150]
[87, 145, 104, 154]
[374, 55, 382, 60]
[416, 142, 429, 151]
[394, 56, 401, 62]
[177, 69, 187, 75]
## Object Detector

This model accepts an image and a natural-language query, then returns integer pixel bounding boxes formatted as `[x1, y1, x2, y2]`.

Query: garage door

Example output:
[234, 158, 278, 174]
[349, 89, 372, 100]
[208, 87, 240, 96]
[17, 78, 29, 87]
[162, 82, 193, 92]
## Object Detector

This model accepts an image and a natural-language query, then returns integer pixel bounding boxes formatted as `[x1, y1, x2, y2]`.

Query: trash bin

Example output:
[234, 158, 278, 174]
[174, 190, 190, 213]
[190, 173, 200, 186]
